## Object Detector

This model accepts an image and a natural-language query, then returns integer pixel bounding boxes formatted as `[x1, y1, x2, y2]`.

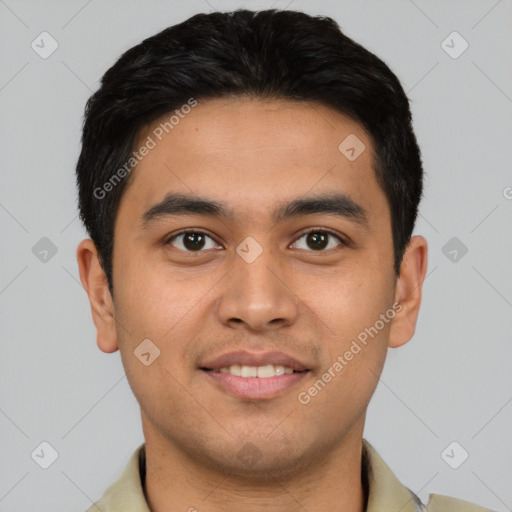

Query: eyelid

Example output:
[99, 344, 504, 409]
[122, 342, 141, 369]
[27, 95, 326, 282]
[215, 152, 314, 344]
[291, 227, 349, 249]
[165, 227, 349, 252]
[164, 228, 222, 248]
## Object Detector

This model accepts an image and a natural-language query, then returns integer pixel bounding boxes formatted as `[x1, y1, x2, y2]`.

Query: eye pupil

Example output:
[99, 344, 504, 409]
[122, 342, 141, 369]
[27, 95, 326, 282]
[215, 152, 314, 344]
[172, 230, 339, 253]
[306, 232, 328, 250]
[183, 232, 206, 251]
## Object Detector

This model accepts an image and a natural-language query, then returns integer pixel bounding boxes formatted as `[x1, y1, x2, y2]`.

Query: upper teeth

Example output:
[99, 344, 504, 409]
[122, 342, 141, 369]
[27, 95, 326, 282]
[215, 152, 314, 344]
[215, 364, 294, 378]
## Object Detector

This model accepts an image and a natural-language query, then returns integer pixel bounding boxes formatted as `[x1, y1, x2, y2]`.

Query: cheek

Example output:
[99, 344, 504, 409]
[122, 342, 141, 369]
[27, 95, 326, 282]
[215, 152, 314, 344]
[302, 280, 392, 431]
[112, 255, 221, 398]
[308, 257, 394, 398]
[114, 248, 206, 340]
[112, 270, 203, 425]
[314, 260, 394, 335]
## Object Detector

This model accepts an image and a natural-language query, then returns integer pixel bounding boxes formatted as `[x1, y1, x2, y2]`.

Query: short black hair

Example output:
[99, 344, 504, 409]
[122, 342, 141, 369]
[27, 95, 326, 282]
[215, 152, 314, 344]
[76, 9, 423, 297]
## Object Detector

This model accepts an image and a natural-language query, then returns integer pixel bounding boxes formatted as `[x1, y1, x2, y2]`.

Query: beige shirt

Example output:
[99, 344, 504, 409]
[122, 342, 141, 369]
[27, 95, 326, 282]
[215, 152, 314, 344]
[86, 438, 494, 512]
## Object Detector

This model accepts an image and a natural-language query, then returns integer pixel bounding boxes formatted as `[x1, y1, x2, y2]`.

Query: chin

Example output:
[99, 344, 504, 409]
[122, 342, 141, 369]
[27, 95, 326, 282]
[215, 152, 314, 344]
[187, 433, 317, 481]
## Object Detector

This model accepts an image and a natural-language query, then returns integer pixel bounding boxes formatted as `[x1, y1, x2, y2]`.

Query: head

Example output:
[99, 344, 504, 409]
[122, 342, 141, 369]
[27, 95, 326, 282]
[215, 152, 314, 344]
[76, 9, 427, 479]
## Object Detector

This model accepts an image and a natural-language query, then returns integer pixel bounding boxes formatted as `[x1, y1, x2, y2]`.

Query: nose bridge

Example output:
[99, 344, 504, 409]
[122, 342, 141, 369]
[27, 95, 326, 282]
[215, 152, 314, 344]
[217, 240, 299, 331]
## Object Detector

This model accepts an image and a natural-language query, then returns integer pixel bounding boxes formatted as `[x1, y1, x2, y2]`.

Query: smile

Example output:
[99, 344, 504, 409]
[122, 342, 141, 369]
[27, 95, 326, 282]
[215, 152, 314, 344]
[201, 366, 310, 400]
[212, 364, 295, 378]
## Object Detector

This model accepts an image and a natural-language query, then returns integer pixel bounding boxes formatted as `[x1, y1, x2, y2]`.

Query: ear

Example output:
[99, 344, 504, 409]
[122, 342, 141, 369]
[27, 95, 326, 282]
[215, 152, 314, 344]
[76, 238, 119, 353]
[388, 235, 428, 349]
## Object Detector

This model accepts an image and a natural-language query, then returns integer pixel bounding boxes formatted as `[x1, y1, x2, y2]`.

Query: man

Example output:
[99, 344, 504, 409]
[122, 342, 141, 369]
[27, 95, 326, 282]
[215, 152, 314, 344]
[75, 9, 493, 512]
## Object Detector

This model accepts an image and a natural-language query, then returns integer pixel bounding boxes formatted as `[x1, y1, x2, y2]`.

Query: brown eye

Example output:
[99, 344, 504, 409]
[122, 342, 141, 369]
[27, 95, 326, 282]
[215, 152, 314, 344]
[292, 230, 344, 251]
[166, 231, 220, 252]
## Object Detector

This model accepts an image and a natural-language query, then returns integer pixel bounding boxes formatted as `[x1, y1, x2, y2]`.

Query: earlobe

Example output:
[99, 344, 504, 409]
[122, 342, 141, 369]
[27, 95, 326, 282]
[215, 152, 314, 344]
[388, 235, 428, 349]
[76, 239, 119, 353]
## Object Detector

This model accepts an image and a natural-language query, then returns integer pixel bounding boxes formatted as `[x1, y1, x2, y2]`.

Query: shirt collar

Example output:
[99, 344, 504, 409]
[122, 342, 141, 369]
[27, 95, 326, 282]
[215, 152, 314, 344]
[88, 438, 420, 512]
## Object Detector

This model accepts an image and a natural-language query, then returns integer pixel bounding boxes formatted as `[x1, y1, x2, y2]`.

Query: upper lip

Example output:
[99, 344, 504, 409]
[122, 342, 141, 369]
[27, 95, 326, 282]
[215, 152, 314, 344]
[200, 350, 310, 372]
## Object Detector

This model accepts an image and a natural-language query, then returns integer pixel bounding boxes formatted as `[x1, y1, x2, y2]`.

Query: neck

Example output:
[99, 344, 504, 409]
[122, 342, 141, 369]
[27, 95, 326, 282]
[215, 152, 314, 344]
[141, 420, 367, 512]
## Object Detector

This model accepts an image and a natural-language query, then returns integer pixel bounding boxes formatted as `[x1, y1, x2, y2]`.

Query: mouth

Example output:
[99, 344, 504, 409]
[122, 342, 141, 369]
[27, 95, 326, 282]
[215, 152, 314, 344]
[200, 362, 311, 400]
[205, 363, 302, 377]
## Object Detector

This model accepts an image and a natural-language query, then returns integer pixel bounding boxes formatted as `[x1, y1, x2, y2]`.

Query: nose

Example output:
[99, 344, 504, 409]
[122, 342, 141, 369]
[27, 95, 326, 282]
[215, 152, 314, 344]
[216, 247, 299, 333]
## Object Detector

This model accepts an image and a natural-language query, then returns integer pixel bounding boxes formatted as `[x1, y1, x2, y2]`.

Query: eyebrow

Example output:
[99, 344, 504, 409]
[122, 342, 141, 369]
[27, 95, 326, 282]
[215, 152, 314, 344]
[140, 192, 369, 229]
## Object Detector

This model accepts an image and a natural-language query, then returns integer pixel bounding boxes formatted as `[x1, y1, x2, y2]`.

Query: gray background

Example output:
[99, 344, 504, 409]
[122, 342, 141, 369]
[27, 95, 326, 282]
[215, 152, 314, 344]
[1, 0, 511, 510]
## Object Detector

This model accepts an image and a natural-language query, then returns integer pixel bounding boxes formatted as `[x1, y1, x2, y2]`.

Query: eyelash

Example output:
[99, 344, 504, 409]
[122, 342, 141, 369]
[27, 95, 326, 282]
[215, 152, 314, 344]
[164, 228, 348, 253]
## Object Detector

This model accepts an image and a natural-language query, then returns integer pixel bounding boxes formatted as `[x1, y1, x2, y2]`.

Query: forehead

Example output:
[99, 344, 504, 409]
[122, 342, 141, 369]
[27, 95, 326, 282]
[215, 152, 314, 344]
[118, 97, 386, 224]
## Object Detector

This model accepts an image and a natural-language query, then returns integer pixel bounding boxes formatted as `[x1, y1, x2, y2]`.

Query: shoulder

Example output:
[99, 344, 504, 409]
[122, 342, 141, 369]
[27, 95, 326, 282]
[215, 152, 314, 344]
[425, 493, 496, 512]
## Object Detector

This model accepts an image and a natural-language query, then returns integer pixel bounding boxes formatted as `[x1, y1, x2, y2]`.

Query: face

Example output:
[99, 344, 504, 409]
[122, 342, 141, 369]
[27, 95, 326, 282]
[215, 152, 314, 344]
[78, 96, 427, 479]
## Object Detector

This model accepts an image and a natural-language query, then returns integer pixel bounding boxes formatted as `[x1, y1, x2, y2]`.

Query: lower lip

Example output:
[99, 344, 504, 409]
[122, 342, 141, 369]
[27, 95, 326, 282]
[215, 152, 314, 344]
[201, 370, 310, 400]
